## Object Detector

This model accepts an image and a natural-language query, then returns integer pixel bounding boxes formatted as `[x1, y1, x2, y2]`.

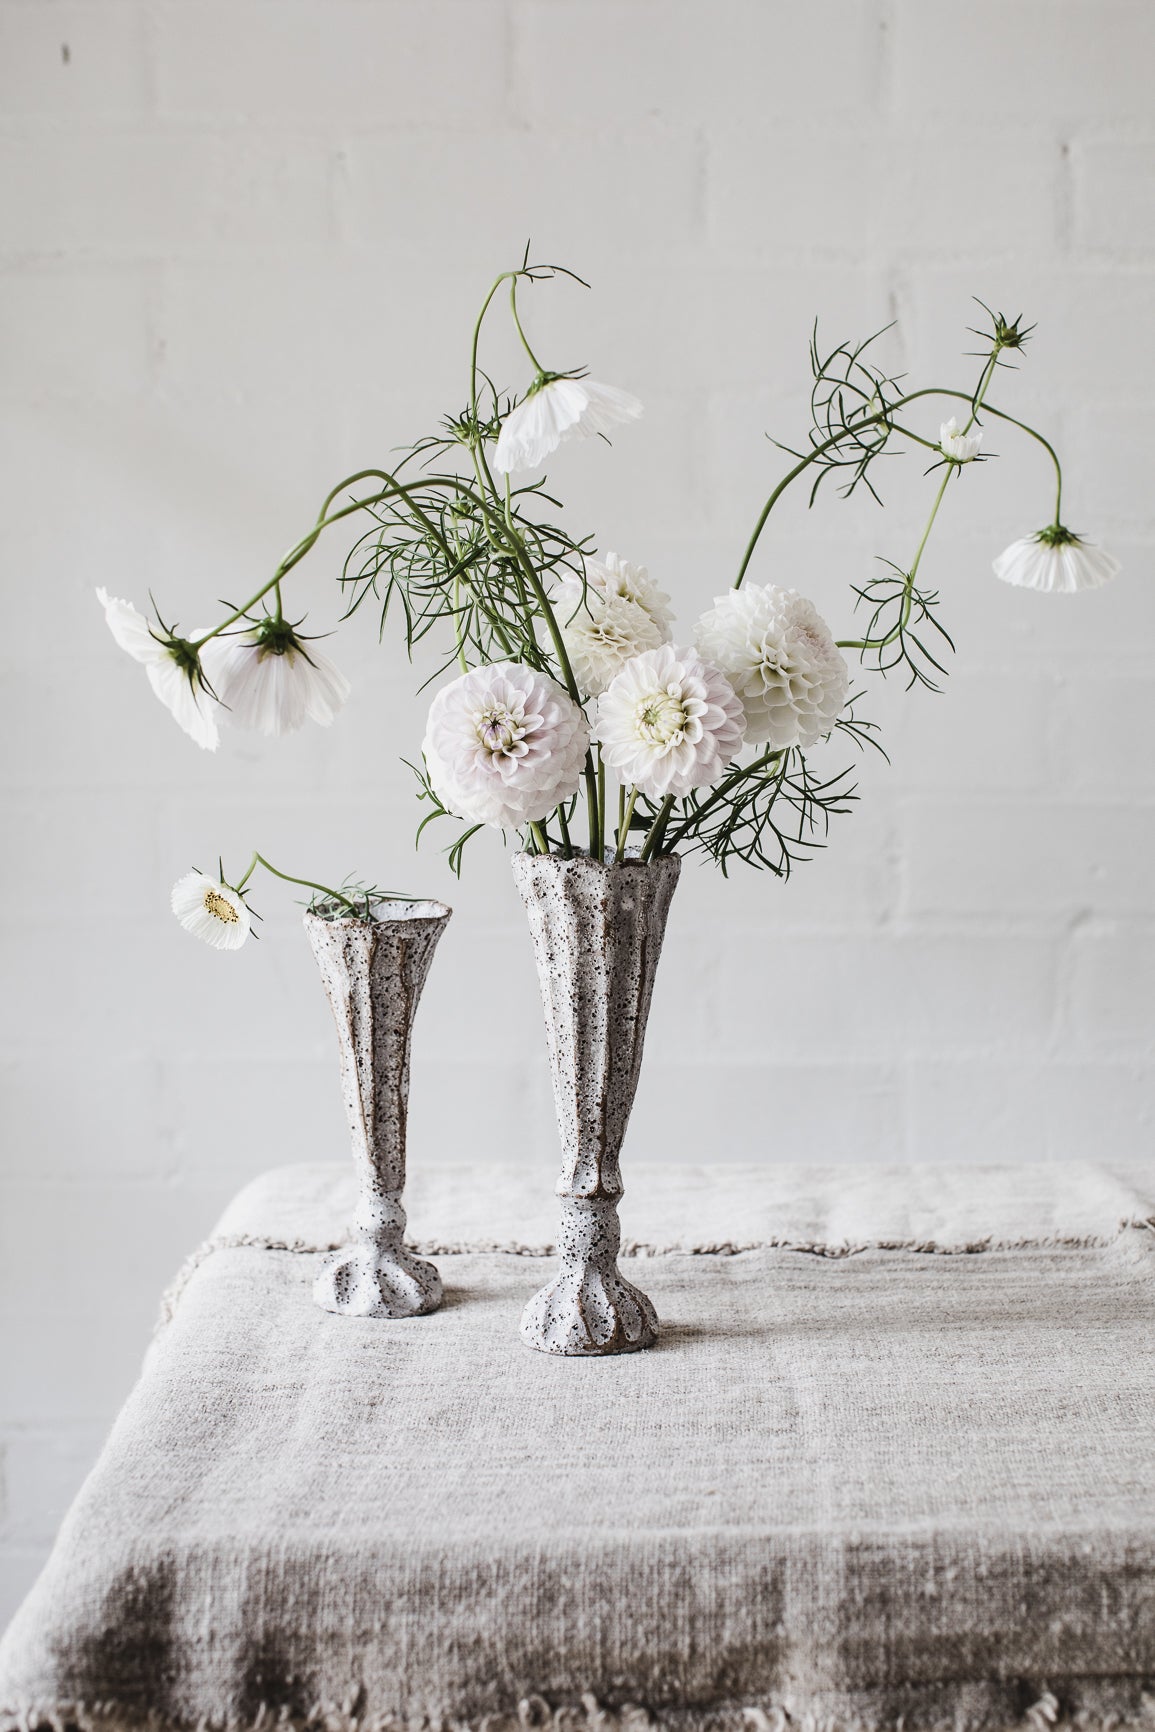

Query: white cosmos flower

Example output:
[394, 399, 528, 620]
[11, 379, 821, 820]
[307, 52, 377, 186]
[694, 584, 849, 750]
[201, 620, 350, 736]
[555, 586, 668, 698]
[993, 527, 1121, 594]
[96, 588, 220, 751]
[171, 870, 251, 951]
[939, 416, 983, 463]
[494, 376, 642, 475]
[596, 644, 745, 800]
[423, 661, 590, 830]
[587, 552, 676, 633]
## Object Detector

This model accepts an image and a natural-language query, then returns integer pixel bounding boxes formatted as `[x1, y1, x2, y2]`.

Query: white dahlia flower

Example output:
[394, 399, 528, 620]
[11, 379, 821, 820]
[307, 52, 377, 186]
[596, 644, 745, 800]
[423, 661, 590, 830]
[171, 870, 251, 951]
[493, 376, 642, 475]
[693, 584, 849, 750]
[992, 527, 1121, 595]
[202, 619, 350, 736]
[555, 585, 668, 698]
[587, 553, 676, 634]
[96, 588, 220, 751]
[939, 416, 983, 463]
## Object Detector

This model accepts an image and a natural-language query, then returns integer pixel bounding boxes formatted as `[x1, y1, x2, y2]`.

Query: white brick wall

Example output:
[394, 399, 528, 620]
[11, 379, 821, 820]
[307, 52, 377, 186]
[2, 0, 1153, 1623]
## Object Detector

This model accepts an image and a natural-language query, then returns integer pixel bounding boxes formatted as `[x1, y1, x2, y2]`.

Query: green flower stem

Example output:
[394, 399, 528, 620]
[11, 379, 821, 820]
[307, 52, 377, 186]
[614, 786, 639, 863]
[510, 277, 547, 374]
[732, 358, 1061, 590]
[191, 471, 462, 651]
[660, 749, 785, 853]
[555, 802, 574, 859]
[467, 269, 602, 859]
[529, 821, 550, 856]
[232, 852, 409, 917]
[638, 794, 676, 861]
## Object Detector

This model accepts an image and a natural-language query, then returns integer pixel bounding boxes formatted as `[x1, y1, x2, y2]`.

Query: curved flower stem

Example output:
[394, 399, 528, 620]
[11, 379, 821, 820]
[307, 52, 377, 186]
[528, 821, 550, 855]
[732, 361, 1062, 590]
[191, 471, 463, 650]
[510, 277, 547, 375]
[231, 852, 412, 917]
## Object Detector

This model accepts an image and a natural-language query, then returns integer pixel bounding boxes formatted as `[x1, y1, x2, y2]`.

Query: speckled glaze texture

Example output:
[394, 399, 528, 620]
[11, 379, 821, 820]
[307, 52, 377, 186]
[305, 901, 451, 1320]
[512, 851, 681, 1356]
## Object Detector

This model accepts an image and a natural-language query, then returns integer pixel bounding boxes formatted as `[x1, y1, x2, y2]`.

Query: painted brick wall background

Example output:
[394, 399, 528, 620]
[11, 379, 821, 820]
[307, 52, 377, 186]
[2, 0, 1153, 1622]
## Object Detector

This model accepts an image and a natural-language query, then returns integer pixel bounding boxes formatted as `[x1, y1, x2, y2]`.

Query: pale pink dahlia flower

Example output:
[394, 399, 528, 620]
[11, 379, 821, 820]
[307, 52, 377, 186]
[423, 661, 590, 829]
[595, 644, 745, 799]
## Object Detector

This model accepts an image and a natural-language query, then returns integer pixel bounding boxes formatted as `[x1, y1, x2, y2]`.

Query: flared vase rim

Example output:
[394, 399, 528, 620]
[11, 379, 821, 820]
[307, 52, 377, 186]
[302, 899, 453, 930]
[512, 849, 680, 874]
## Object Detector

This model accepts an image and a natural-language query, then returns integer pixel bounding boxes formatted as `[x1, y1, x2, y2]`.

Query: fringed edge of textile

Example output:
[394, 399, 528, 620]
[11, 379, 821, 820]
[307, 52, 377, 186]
[5, 1686, 1155, 1732]
[155, 1217, 1155, 1331]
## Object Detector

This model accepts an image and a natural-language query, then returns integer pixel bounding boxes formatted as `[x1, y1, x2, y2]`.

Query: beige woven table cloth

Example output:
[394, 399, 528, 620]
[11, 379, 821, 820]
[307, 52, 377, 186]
[2, 1160, 1155, 1732]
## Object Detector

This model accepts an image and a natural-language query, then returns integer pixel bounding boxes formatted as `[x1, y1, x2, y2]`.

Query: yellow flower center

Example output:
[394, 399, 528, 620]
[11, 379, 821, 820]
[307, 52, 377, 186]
[204, 887, 240, 924]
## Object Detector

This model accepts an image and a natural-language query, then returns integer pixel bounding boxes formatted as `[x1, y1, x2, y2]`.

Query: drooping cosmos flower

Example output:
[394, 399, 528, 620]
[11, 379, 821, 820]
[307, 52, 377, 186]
[493, 376, 642, 474]
[992, 527, 1121, 594]
[939, 416, 983, 463]
[201, 618, 350, 736]
[423, 661, 591, 829]
[96, 588, 220, 751]
[171, 870, 251, 951]
[694, 584, 849, 750]
[595, 644, 745, 800]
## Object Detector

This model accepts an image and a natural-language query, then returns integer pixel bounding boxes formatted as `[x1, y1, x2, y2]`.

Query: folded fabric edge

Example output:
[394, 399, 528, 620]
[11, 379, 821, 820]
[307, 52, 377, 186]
[154, 1220, 1155, 1332]
[4, 1684, 1155, 1732]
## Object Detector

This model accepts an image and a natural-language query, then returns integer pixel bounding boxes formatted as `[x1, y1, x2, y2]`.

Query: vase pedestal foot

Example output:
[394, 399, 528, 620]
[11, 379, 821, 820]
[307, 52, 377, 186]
[520, 1195, 657, 1357]
[313, 1191, 442, 1320]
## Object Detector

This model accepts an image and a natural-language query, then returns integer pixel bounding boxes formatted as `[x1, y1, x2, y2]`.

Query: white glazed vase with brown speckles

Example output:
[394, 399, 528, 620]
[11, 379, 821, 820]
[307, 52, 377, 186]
[305, 901, 451, 1320]
[513, 851, 681, 1356]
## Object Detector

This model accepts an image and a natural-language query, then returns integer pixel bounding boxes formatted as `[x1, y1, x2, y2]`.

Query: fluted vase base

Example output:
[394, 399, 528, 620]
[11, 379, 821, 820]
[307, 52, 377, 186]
[520, 1195, 658, 1357]
[313, 1191, 442, 1320]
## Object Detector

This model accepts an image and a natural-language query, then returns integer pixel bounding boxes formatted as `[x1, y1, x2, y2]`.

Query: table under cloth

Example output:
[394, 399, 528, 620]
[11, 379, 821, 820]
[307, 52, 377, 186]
[3, 1160, 1155, 1732]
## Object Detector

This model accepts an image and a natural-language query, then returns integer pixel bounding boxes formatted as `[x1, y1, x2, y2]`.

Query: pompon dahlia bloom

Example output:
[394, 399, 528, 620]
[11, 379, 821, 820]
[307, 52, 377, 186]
[694, 584, 849, 751]
[596, 644, 745, 800]
[171, 871, 251, 951]
[588, 553, 676, 634]
[939, 416, 983, 463]
[202, 618, 350, 736]
[556, 584, 668, 698]
[493, 376, 642, 475]
[993, 527, 1121, 594]
[423, 661, 590, 829]
[96, 588, 220, 751]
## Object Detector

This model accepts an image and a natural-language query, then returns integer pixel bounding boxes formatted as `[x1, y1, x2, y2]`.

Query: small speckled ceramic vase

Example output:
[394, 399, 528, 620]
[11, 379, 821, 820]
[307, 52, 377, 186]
[305, 900, 451, 1320]
[513, 851, 681, 1356]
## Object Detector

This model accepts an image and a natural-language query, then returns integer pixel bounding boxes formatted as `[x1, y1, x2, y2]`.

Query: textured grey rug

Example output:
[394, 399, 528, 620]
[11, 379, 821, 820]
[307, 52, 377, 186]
[2, 1161, 1154, 1732]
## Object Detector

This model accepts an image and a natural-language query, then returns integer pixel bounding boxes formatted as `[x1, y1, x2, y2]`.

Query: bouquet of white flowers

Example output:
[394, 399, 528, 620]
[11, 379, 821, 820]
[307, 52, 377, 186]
[100, 257, 1116, 923]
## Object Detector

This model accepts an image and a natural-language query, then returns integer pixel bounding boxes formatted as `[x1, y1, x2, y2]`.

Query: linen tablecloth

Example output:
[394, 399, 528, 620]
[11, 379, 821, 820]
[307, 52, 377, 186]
[2, 1160, 1154, 1732]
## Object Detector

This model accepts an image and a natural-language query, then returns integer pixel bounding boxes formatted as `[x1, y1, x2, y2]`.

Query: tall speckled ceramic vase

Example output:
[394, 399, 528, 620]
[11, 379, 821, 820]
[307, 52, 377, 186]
[306, 901, 451, 1320]
[513, 851, 681, 1357]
